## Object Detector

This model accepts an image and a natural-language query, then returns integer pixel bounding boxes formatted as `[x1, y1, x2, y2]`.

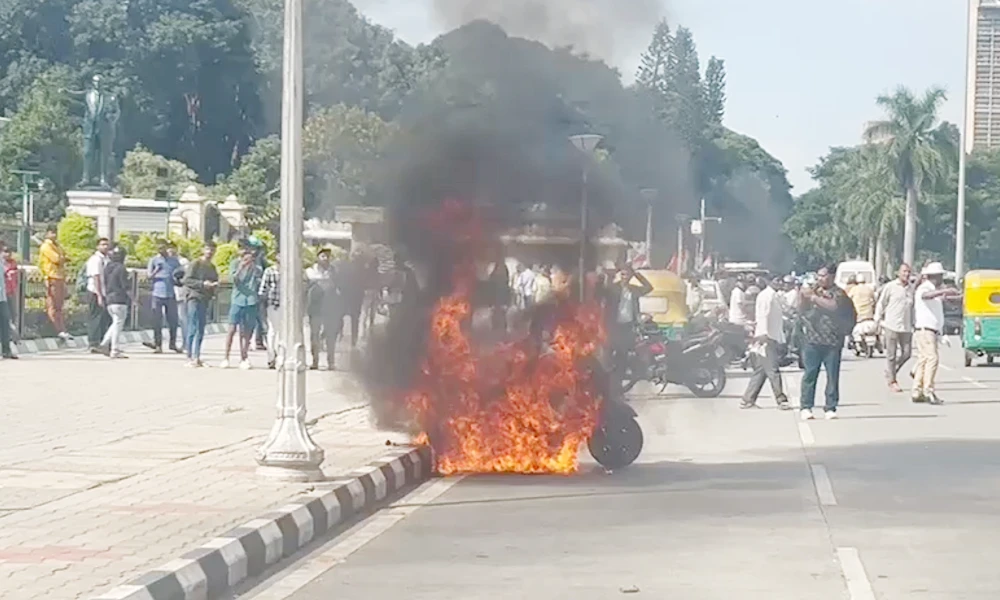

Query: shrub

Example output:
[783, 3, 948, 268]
[213, 241, 240, 279]
[56, 213, 97, 269]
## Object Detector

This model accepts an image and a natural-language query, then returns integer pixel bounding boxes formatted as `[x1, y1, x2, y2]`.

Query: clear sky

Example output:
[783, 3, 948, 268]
[356, 0, 966, 194]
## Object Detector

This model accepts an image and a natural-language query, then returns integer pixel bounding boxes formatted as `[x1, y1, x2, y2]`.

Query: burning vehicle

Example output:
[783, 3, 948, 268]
[358, 130, 644, 475]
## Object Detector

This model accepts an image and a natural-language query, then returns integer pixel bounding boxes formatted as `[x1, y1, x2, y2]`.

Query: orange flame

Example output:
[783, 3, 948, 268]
[404, 200, 605, 475]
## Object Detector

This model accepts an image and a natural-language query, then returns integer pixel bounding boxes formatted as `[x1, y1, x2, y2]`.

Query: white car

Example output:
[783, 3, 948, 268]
[698, 280, 724, 314]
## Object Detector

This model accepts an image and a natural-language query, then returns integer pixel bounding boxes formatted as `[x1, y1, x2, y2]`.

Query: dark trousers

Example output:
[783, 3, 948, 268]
[742, 338, 787, 405]
[310, 312, 340, 368]
[884, 329, 912, 383]
[800, 343, 843, 412]
[0, 301, 12, 356]
[151, 296, 179, 349]
[344, 301, 362, 347]
[87, 292, 110, 348]
[186, 299, 208, 360]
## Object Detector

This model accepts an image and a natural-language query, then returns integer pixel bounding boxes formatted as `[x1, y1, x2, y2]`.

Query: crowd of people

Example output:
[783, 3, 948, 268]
[1, 231, 407, 368]
[731, 261, 962, 419]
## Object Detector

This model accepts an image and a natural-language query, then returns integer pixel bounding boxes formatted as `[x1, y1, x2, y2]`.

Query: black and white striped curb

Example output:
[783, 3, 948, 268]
[13, 324, 228, 355]
[91, 445, 433, 600]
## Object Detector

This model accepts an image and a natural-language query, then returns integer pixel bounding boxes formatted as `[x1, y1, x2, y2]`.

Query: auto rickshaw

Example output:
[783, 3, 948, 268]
[962, 269, 1000, 366]
[636, 269, 688, 341]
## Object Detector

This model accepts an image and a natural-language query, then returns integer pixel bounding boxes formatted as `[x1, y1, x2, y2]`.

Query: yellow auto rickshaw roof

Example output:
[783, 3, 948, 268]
[638, 269, 685, 292]
[963, 270, 1000, 287]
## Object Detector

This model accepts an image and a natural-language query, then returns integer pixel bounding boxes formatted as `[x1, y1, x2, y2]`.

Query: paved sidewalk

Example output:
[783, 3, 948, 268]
[0, 334, 406, 600]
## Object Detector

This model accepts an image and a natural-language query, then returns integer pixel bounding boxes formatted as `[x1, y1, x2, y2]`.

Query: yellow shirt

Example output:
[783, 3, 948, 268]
[848, 283, 876, 320]
[39, 239, 66, 280]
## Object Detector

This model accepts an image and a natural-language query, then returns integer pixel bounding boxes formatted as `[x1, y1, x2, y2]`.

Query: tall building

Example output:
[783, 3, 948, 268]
[967, 0, 1000, 152]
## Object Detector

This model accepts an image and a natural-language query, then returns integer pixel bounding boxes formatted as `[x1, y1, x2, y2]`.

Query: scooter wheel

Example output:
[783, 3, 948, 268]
[589, 415, 643, 470]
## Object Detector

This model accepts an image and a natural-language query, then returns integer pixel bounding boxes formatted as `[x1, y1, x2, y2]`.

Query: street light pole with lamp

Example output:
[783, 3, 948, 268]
[568, 134, 603, 302]
[256, 0, 325, 481]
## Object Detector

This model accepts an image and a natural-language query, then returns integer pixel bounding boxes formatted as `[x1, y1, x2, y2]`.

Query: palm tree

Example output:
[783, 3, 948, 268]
[863, 86, 955, 266]
[838, 145, 904, 277]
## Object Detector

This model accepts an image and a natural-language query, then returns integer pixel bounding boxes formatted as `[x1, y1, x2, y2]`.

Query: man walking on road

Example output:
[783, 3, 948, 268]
[39, 225, 72, 341]
[741, 276, 790, 410]
[875, 263, 914, 392]
[183, 243, 219, 367]
[100, 245, 131, 358]
[912, 262, 960, 404]
[145, 241, 182, 353]
[306, 248, 341, 371]
[799, 266, 853, 420]
[85, 237, 111, 353]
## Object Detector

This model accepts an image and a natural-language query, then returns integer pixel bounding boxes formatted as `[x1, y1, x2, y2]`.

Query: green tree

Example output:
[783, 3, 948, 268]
[303, 103, 399, 210]
[635, 19, 673, 97]
[863, 86, 955, 266]
[215, 134, 280, 220]
[703, 57, 725, 126]
[668, 27, 704, 148]
[0, 66, 80, 219]
[117, 144, 198, 198]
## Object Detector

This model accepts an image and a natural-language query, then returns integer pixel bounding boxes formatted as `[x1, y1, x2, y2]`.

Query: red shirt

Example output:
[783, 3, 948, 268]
[3, 258, 18, 298]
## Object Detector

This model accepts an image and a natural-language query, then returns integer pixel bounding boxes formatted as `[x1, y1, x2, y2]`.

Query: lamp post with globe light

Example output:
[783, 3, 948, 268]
[568, 134, 603, 301]
[256, 0, 325, 481]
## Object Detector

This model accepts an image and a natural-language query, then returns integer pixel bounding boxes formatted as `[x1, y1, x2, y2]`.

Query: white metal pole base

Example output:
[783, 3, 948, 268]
[255, 417, 325, 482]
[256, 345, 325, 482]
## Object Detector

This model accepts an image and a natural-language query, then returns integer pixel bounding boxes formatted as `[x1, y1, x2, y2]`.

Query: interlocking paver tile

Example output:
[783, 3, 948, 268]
[0, 334, 405, 599]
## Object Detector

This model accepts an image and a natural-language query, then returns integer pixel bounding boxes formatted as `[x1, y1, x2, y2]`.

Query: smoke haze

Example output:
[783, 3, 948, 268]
[428, 0, 665, 63]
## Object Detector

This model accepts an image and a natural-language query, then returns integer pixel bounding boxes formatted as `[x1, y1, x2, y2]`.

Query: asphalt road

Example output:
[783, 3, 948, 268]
[240, 341, 1000, 600]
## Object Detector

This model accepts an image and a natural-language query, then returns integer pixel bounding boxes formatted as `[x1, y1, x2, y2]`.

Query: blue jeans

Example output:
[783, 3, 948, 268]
[800, 343, 843, 412]
[186, 299, 208, 360]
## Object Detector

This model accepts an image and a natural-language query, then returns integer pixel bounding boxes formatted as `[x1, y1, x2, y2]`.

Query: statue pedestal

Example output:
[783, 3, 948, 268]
[66, 189, 122, 240]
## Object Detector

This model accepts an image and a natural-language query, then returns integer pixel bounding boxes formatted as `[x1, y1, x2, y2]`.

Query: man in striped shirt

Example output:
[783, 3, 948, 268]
[258, 257, 281, 370]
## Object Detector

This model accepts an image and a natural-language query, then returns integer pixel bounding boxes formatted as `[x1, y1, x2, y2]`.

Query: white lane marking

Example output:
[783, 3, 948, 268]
[836, 547, 877, 600]
[243, 476, 466, 600]
[810, 464, 837, 506]
[963, 375, 988, 389]
[797, 422, 815, 445]
[939, 364, 953, 372]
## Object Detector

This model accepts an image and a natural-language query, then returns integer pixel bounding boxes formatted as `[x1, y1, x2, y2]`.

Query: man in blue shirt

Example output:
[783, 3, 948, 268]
[145, 240, 182, 353]
[220, 242, 264, 370]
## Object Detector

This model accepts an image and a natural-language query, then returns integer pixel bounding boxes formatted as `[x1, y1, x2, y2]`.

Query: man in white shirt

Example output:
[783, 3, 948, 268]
[515, 264, 536, 309]
[874, 263, 914, 392]
[741, 276, 790, 410]
[911, 262, 960, 404]
[85, 237, 111, 353]
[781, 276, 801, 315]
[728, 277, 751, 327]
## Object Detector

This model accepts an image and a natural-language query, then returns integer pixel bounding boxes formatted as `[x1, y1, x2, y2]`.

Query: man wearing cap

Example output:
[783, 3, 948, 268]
[911, 262, 961, 404]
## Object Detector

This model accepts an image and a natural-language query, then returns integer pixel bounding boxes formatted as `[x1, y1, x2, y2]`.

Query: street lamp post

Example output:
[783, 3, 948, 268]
[256, 0, 324, 481]
[640, 188, 656, 267]
[956, 0, 975, 278]
[569, 134, 603, 302]
[11, 169, 39, 262]
[675, 214, 690, 275]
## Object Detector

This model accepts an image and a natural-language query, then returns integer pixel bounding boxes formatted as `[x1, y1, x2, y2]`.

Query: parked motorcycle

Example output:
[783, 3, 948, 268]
[619, 318, 728, 398]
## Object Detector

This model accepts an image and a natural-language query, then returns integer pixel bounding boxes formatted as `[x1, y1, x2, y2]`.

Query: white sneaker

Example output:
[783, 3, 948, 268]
[800, 409, 815, 421]
[185, 359, 197, 368]
[219, 359, 231, 369]
[825, 411, 838, 420]
[58, 332, 73, 341]
[239, 360, 252, 371]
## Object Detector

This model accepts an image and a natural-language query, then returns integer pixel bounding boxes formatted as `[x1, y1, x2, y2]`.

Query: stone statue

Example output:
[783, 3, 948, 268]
[68, 75, 121, 190]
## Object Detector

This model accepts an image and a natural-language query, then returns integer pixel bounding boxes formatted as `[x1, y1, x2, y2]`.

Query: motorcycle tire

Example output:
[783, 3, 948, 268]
[589, 414, 643, 470]
[687, 365, 727, 398]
